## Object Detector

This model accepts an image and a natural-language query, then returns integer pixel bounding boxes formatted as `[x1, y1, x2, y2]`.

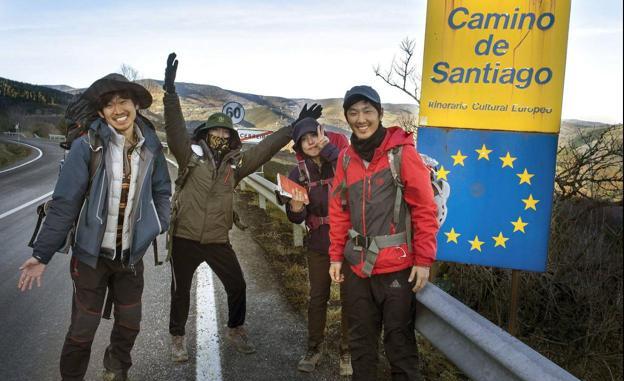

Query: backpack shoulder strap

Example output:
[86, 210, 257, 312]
[387, 146, 412, 253]
[296, 159, 310, 188]
[342, 150, 351, 173]
[87, 129, 102, 193]
[387, 146, 403, 188]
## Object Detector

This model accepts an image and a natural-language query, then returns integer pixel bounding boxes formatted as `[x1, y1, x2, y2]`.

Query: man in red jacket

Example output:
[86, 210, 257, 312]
[328, 85, 439, 380]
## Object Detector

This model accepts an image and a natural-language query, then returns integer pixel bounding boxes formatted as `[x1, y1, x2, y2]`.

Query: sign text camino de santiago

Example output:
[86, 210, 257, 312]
[418, 1, 571, 272]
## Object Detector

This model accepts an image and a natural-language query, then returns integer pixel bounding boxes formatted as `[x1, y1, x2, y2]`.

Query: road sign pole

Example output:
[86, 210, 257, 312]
[508, 269, 520, 336]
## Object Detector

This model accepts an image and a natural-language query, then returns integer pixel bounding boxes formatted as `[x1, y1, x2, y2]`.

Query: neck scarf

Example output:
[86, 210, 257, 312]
[207, 134, 230, 166]
[350, 125, 386, 162]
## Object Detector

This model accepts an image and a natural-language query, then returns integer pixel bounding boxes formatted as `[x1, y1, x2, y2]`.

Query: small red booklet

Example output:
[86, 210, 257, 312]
[276, 174, 309, 204]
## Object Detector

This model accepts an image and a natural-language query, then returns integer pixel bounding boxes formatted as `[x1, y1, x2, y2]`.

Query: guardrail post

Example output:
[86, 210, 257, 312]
[258, 194, 266, 210]
[293, 225, 303, 247]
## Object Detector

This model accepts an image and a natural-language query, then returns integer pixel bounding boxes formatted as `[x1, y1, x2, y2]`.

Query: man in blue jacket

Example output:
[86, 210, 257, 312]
[17, 74, 171, 381]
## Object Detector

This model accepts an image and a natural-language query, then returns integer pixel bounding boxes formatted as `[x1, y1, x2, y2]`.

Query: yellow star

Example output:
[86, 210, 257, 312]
[517, 169, 534, 185]
[511, 217, 528, 233]
[475, 144, 493, 160]
[492, 232, 510, 248]
[436, 166, 450, 181]
[522, 194, 540, 211]
[499, 152, 517, 168]
[469, 235, 485, 252]
[451, 150, 468, 166]
[444, 228, 461, 244]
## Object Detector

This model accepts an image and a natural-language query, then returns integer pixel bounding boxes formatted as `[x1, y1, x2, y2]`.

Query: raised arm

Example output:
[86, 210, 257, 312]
[235, 103, 323, 181]
[162, 53, 192, 170]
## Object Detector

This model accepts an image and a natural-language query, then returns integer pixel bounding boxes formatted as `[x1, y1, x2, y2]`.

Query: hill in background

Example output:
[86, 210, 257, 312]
[0, 76, 618, 144]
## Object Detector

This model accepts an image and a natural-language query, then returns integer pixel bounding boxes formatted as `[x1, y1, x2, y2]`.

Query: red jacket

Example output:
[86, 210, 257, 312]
[328, 126, 438, 277]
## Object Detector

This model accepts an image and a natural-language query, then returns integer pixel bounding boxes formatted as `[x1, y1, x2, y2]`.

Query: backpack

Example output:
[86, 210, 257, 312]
[294, 159, 334, 230]
[334, 147, 450, 276]
[336, 147, 450, 247]
[28, 96, 103, 252]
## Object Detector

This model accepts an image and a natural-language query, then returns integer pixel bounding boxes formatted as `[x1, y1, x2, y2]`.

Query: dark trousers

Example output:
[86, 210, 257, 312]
[169, 236, 246, 336]
[60, 256, 144, 381]
[343, 265, 420, 381]
[307, 250, 349, 353]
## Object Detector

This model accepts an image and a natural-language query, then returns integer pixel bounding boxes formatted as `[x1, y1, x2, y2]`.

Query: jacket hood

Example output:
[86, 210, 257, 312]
[378, 126, 414, 152]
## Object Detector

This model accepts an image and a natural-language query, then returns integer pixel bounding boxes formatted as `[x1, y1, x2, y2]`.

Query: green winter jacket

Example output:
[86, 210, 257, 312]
[164, 93, 293, 244]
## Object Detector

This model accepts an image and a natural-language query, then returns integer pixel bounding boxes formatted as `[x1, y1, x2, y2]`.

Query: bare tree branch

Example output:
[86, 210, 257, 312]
[374, 37, 421, 104]
[119, 64, 140, 82]
[555, 125, 623, 203]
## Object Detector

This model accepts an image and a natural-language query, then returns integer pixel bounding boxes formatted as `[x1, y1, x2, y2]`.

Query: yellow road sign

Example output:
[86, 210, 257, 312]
[419, 0, 571, 133]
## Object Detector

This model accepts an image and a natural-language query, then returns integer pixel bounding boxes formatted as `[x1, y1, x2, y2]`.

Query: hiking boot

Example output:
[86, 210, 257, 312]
[339, 353, 353, 376]
[226, 326, 256, 354]
[171, 334, 189, 362]
[297, 346, 323, 373]
[102, 369, 130, 381]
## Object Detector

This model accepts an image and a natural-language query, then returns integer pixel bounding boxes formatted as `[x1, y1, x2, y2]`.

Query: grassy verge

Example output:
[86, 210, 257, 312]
[0, 141, 31, 168]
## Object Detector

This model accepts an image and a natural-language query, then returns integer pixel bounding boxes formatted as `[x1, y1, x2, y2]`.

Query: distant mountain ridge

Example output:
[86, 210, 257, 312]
[0, 76, 617, 140]
[0, 77, 73, 113]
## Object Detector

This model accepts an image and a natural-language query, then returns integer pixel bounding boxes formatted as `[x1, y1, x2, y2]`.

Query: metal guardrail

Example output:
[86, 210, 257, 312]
[240, 172, 580, 381]
[2, 132, 25, 137]
[240, 173, 306, 246]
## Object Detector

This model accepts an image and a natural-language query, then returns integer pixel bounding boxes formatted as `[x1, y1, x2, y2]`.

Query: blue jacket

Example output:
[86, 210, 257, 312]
[32, 118, 172, 268]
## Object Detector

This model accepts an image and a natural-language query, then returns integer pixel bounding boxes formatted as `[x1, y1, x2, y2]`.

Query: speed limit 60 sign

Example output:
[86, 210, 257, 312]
[223, 101, 245, 124]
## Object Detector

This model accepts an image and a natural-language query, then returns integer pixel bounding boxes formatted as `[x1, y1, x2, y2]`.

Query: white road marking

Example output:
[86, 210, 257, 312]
[166, 155, 222, 381]
[0, 141, 44, 174]
[0, 191, 53, 220]
[196, 264, 223, 381]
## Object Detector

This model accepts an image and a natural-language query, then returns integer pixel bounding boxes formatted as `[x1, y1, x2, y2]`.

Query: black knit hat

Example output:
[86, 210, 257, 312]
[82, 73, 152, 109]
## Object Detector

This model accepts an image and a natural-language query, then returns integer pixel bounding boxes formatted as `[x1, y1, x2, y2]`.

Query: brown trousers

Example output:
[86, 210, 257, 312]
[60, 256, 144, 381]
[306, 250, 349, 353]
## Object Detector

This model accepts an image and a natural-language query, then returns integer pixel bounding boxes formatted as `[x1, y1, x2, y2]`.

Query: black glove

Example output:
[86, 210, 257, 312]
[295, 103, 322, 124]
[163, 53, 178, 94]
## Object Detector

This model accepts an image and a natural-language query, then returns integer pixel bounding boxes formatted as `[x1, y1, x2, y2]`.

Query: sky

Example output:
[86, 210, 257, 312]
[0, 0, 622, 123]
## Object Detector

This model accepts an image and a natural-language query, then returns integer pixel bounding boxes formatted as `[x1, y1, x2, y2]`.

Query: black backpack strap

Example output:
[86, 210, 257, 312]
[296, 160, 310, 189]
[87, 129, 103, 192]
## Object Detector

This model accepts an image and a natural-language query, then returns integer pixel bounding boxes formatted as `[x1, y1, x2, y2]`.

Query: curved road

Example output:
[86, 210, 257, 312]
[0, 138, 342, 381]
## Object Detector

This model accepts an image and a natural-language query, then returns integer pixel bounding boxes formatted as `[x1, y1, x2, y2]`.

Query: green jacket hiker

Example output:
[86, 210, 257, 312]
[163, 53, 323, 360]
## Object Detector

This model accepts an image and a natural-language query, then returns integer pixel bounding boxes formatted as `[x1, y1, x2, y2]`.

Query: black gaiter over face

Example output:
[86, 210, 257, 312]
[350, 125, 386, 162]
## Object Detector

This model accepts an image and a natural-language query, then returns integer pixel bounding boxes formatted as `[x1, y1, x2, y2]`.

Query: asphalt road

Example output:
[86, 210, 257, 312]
[0, 137, 346, 381]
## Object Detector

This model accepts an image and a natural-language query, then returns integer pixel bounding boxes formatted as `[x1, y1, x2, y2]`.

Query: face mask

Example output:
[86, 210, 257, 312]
[207, 134, 230, 155]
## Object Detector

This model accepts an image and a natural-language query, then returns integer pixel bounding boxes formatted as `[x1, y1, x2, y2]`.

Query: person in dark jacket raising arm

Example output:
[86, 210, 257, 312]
[328, 85, 439, 381]
[162, 53, 323, 360]
[285, 118, 352, 376]
[17, 74, 171, 381]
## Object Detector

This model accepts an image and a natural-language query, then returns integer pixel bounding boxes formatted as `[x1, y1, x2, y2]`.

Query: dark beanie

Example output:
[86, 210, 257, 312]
[292, 117, 321, 152]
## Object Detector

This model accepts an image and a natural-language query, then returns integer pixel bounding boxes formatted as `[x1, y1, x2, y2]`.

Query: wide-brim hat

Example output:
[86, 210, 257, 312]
[193, 112, 241, 149]
[82, 73, 152, 109]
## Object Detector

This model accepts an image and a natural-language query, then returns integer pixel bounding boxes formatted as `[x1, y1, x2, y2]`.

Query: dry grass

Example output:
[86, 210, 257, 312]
[0, 141, 30, 167]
